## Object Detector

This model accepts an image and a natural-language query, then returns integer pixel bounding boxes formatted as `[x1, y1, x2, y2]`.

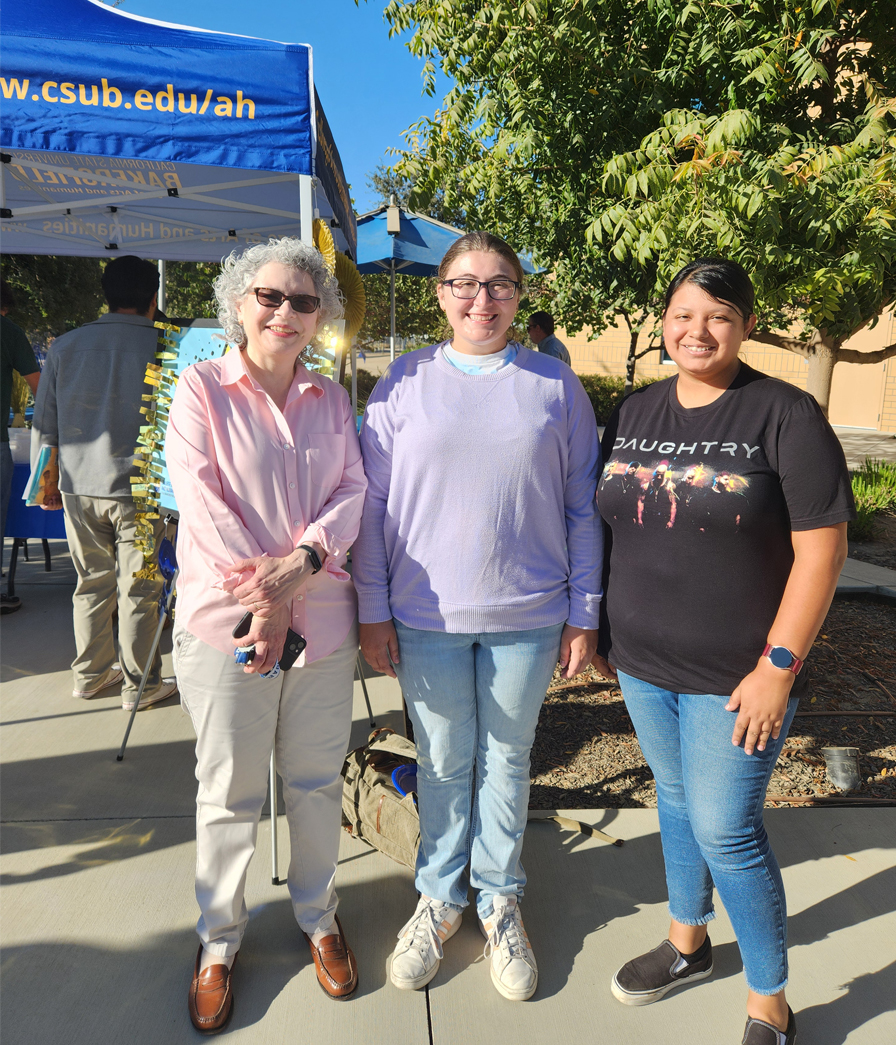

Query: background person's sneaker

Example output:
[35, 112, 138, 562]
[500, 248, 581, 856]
[122, 677, 177, 712]
[390, 896, 461, 990]
[611, 938, 713, 1006]
[1, 592, 22, 614]
[479, 896, 538, 1001]
[72, 663, 124, 699]
[742, 1007, 797, 1045]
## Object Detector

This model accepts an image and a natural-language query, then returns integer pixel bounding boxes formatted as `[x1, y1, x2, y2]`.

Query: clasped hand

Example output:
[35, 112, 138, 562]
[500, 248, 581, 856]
[223, 550, 313, 617]
[222, 550, 315, 675]
[236, 603, 291, 676]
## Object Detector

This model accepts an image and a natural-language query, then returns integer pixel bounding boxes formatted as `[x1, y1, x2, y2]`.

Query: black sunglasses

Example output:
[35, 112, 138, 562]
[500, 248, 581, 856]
[253, 287, 320, 314]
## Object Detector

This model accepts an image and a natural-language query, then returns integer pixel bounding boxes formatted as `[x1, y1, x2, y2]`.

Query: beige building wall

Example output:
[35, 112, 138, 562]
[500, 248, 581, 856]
[559, 309, 896, 432]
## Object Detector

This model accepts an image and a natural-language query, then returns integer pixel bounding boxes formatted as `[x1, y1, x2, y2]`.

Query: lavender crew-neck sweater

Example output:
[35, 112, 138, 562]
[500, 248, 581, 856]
[353, 342, 602, 633]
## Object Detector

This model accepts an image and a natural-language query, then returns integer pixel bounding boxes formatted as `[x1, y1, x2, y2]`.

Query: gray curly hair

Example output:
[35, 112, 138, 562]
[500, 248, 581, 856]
[213, 237, 343, 346]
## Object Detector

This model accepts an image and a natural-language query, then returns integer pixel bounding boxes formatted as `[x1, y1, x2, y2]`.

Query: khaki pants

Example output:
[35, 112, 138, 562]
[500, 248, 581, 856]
[62, 494, 164, 699]
[173, 622, 358, 956]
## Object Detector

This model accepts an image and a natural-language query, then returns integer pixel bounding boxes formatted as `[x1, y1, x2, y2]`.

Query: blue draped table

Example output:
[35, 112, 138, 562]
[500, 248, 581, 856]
[3, 462, 67, 596]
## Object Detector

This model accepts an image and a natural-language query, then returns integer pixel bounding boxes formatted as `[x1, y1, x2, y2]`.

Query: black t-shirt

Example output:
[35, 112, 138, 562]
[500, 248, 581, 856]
[598, 364, 855, 696]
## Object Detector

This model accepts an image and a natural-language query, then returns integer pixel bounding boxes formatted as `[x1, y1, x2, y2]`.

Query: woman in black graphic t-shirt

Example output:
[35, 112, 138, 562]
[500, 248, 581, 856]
[595, 259, 854, 1045]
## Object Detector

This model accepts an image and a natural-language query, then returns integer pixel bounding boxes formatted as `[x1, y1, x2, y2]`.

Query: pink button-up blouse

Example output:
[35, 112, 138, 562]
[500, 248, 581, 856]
[165, 348, 367, 663]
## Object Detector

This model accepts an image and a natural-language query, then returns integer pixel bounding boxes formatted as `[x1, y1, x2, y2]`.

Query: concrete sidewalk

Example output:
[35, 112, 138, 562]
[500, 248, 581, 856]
[831, 427, 896, 471]
[2, 544, 895, 1045]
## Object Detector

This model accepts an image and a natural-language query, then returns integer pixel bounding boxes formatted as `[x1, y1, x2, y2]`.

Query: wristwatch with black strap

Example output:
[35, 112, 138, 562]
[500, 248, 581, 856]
[298, 543, 323, 574]
[762, 643, 804, 675]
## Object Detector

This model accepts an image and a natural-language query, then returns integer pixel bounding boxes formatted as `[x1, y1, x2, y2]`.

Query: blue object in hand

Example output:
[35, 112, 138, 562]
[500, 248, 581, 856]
[234, 645, 255, 665]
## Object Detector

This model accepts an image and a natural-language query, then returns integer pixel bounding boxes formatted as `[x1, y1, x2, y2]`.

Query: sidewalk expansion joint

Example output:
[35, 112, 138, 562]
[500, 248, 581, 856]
[1, 814, 194, 823]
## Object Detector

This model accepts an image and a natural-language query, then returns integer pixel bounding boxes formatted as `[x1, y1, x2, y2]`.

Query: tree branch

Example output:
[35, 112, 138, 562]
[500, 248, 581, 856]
[750, 329, 816, 358]
[838, 343, 896, 365]
[634, 340, 659, 361]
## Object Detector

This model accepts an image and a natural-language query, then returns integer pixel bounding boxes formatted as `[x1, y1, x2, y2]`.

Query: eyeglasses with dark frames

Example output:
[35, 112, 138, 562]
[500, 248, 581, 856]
[252, 287, 321, 314]
[441, 278, 521, 301]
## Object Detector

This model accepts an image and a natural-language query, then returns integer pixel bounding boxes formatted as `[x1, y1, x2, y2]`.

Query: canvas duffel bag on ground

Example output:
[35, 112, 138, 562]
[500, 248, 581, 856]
[341, 727, 420, 869]
[341, 726, 623, 870]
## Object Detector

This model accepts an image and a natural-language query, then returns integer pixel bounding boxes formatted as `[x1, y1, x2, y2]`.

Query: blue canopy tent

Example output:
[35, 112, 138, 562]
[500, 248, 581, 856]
[1, 1, 367, 778]
[356, 203, 536, 357]
[0, 0, 356, 261]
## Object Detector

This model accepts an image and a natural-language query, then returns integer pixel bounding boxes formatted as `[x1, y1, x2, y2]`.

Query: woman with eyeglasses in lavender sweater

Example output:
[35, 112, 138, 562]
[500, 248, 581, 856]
[353, 230, 602, 1003]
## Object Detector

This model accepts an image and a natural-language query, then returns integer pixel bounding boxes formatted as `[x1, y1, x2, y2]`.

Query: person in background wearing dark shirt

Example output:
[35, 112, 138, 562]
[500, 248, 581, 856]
[1, 281, 41, 614]
[594, 258, 854, 1045]
[526, 311, 571, 366]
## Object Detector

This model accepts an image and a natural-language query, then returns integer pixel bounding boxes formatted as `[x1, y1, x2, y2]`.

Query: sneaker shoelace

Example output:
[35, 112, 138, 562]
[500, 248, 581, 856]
[483, 903, 533, 967]
[398, 902, 449, 961]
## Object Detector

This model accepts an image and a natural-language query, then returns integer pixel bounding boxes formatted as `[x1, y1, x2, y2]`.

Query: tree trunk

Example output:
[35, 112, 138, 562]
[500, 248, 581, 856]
[624, 328, 639, 395]
[805, 332, 840, 418]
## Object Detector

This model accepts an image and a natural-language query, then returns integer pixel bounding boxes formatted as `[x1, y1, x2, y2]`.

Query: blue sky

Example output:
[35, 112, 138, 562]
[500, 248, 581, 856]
[119, 0, 451, 213]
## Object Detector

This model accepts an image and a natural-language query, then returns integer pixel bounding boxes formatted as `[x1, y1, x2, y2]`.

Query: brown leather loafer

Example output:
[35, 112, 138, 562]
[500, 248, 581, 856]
[304, 915, 358, 1000]
[188, 946, 236, 1033]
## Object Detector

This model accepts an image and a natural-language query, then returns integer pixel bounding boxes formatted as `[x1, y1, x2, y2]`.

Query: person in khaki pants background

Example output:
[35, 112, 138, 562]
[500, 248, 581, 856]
[31, 255, 176, 711]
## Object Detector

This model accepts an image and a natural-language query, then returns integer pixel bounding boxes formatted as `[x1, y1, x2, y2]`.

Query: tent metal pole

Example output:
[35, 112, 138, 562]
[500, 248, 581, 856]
[299, 175, 313, 245]
[390, 260, 396, 362]
[116, 569, 178, 761]
[270, 749, 283, 884]
[157, 260, 167, 313]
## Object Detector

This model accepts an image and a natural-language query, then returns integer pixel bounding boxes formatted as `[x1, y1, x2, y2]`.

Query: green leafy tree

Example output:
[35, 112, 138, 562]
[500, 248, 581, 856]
[375, 0, 896, 398]
[595, 104, 896, 414]
[163, 261, 219, 322]
[0, 254, 104, 336]
[366, 162, 465, 227]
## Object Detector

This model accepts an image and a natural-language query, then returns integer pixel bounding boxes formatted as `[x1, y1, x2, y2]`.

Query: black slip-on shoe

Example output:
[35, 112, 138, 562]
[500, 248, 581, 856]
[742, 1007, 797, 1045]
[611, 938, 713, 1006]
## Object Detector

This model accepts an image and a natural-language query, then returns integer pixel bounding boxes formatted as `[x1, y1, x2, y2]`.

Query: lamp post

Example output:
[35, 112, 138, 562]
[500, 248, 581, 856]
[387, 196, 400, 361]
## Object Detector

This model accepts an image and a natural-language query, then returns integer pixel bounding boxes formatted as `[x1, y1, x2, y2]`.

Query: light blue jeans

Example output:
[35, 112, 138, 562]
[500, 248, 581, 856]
[394, 620, 564, 918]
[618, 670, 798, 995]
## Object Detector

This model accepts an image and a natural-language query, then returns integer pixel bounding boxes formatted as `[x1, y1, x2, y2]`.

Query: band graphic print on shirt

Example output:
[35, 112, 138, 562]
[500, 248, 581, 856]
[600, 435, 757, 534]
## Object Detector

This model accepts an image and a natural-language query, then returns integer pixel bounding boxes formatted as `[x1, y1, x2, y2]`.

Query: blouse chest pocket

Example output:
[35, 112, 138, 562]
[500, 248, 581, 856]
[306, 433, 346, 490]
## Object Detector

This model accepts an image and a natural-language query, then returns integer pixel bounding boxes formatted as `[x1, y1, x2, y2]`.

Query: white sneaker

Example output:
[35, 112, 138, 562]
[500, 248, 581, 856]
[480, 896, 538, 1001]
[389, 896, 462, 990]
[122, 677, 178, 712]
[72, 663, 124, 699]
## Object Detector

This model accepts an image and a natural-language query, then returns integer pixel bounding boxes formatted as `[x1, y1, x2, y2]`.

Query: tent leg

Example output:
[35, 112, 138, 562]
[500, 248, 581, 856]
[157, 259, 167, 313]
[299, 175, 313, 245]
[270, 749, 284, 885]
[356, 652, 375, 728]
[116, 570, 178, 761]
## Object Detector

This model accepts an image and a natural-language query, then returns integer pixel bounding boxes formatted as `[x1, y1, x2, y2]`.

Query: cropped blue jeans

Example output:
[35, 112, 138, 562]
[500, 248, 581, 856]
[394, 620, 564, 919]
[618, 670, 797, 996]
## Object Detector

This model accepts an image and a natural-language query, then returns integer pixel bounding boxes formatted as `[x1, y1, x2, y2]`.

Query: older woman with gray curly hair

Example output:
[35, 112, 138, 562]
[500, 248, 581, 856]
[165, 237, 367, 1031]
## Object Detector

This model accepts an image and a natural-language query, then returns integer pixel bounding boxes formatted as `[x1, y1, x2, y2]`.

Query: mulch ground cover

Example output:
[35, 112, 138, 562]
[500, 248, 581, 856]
[530, 596, 896, 809]
[847, 511, 896, 572]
